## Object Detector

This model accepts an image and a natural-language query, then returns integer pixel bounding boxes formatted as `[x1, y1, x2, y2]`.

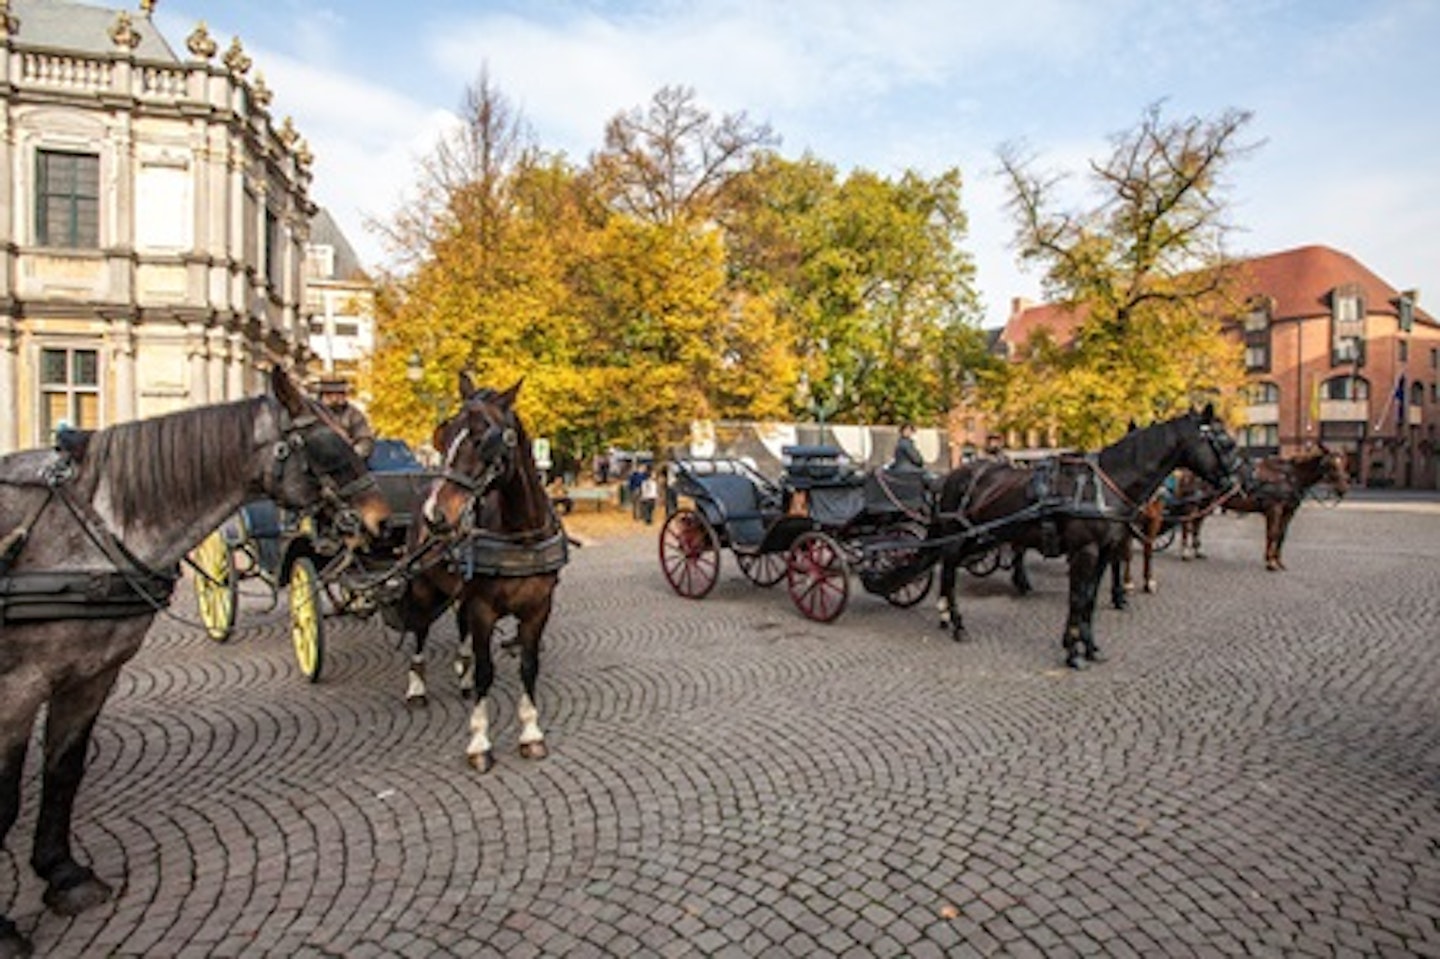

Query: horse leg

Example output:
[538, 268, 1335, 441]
[463, 597, 501, 773]
[33, 669, 122, 918]
[1108, 541, 1128, 611]
[1274, 507, 1296, 570]
[936, 551, 967, 641]
[1063, 544, 1104, 668]
[453, 604, 475, 696]
[514, 593, 555, 761]
[1010, 546, 1033, 595]
[0, 701, 38, 957]
[1192, 518, 1206, 559]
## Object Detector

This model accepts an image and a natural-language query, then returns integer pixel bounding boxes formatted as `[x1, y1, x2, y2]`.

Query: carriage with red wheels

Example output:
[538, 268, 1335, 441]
[658, 445, 935, 622]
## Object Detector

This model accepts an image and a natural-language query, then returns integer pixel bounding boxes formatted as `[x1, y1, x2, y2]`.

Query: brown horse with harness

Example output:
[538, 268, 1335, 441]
[385, 376, 568, 773]
[1166, 446, 1349, 572]
[929, 407, 1243, 669]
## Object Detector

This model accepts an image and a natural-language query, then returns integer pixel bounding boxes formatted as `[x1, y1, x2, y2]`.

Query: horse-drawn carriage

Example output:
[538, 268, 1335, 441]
[659, 444, 935, 622]
[190, 439, 437, 681]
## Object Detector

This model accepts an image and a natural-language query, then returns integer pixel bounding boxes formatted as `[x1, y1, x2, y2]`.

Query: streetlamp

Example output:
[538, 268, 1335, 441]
[406, 349, 443, 429]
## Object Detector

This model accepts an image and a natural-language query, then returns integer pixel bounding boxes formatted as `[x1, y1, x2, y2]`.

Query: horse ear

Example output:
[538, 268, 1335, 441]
[271, 367, 306, 416]
[1201, 402, 1215, 421]
[458, 371, 477, 401]
[496, 378, 524, 409]
[1127, 419, 1138, 433]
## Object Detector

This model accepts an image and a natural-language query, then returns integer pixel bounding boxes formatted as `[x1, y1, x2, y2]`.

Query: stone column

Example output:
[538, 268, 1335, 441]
[0, 315, 18, 453]
[186, 329, 209, 405]
[110, 317, 137, 424]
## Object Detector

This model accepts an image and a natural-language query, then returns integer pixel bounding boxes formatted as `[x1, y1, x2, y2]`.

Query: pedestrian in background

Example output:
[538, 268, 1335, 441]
[639, 469, 659, 524]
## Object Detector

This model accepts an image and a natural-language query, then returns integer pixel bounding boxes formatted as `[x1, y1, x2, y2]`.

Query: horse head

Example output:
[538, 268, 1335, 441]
[1176, 403, 1243, 493]
[1316, 443, 1351, 498]
[267, 366, 391, 542]
[422, 373, 524, 536]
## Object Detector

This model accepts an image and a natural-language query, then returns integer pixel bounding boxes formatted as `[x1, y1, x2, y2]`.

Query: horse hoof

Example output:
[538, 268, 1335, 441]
[1144, 580, 1157, 594]
[43, 871, 112, 917]
[0, 918, 33, 959]
[468, 751, 494, 774]
[950, 626, 968, 643]
[1066, 655, 1085, 670]
[519, 741, 548, 761]
[406, 694, 428, 710]
[1086, 648, 1106, 663]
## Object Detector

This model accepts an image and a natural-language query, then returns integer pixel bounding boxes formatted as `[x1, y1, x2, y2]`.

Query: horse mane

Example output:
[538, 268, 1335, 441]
[84, 396, 269, 524]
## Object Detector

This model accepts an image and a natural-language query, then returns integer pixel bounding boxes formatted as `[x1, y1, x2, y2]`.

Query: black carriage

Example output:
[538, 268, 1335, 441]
[658, 445, 935, 622]
[190, 439, 435, 682]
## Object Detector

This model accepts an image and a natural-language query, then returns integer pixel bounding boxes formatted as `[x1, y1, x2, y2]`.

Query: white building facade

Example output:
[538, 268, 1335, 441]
[0, 0, 316, 453]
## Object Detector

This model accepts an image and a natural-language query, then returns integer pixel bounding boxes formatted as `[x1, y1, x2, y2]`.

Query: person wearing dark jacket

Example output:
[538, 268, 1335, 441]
[317, 378, 376, 460]
[891, 423, 924, 471]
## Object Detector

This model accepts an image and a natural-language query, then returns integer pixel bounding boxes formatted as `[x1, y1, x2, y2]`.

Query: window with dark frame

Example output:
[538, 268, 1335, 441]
[1330, 284, 1366, 367]
[1241, 298, 1271, 373]
[39, 346, 100, 441]
[36, 150, 100, 249]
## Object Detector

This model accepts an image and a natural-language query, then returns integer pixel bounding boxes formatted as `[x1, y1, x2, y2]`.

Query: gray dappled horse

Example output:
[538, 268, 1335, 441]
[0, 368, 389, 959]
[929, 407, 1242, 669]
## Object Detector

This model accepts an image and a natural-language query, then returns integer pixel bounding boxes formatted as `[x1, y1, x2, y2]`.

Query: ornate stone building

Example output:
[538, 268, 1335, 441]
[0, 0, 316, 453]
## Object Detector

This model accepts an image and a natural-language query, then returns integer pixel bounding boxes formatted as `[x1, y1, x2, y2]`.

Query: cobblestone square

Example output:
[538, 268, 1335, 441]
[4, 494, 1439, 957]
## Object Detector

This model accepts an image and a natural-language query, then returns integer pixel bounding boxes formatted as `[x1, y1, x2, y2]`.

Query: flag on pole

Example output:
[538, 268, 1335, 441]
[1395, 374, 1407, 426]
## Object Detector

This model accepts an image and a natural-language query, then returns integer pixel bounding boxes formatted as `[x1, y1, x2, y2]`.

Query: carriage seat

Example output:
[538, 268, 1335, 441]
[694, 473, 773, 548]
[864, 468, 930, 518]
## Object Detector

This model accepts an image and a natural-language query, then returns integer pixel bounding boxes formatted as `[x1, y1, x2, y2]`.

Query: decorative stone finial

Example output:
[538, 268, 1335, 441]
[0, 1, 15, 40]
[252, 73, 273, 108]
[223, 37, 251, 76]
[140, 0, 157, 15]
[109, 11, 142, 49]
[277, 116, 299, 147]
[186, 21, 217, 59]
[296, 140, 314, 168]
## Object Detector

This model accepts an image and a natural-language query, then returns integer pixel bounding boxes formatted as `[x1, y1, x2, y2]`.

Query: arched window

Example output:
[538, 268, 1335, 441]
[1411, 382, 1425, 407]
[1323, 376, 1369, 401]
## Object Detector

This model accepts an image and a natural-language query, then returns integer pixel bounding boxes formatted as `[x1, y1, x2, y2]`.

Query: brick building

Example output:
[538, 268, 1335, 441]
[994, 245, 1438, 489]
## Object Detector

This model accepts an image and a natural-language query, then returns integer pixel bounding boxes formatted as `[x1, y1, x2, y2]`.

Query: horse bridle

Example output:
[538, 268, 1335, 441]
[270, 403, 380, 535]
[424, 399, 519, 538]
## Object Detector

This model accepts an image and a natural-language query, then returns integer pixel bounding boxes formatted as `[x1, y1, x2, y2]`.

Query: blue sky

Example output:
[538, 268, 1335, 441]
[155, 0, 1439, 328]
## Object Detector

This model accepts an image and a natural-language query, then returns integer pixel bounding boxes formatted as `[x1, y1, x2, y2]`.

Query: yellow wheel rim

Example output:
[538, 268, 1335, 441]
[289, 558, 324, 682]
[194, 530, 235, 642]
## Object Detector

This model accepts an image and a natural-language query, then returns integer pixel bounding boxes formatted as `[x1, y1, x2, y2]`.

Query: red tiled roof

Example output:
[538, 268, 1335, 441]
[1001, 300, 1088, 352]
[1226, 244, 1429, 322]
[1003, 244, 1430, 352]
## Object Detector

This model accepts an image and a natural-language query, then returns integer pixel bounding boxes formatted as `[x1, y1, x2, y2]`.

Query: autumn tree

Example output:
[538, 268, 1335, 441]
[719, 154, 990, 426]
[994, 103, 1256, 448]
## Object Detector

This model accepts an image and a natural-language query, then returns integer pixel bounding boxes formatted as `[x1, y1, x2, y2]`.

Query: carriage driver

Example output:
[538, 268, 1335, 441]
[317, 377, 376, 461]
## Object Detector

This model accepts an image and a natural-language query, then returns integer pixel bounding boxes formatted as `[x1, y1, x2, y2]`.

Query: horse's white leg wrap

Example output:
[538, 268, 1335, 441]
[937, 596, 951, 627]
[517, 693, 544, 746]
[454, 635, 474, 693]
[405, 655, 427, 702]
[467, 697, 492, 760]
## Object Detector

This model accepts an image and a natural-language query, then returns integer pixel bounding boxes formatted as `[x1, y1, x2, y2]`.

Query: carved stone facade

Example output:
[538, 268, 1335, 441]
[0, 1, 316, 453]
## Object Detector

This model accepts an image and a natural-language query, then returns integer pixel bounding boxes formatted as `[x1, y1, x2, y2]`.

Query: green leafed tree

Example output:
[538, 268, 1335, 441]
[995, 102, 1256, 448]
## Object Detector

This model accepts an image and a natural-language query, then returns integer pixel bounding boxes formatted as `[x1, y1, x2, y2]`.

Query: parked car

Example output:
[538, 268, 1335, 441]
[367, 438, 423, 473]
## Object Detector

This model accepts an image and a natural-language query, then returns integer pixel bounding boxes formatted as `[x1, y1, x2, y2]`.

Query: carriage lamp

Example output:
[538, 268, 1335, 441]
[406, 350, 423, 384]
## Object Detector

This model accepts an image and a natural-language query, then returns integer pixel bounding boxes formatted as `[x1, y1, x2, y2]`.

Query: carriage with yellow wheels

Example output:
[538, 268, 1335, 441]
[190, 440, 435, 682]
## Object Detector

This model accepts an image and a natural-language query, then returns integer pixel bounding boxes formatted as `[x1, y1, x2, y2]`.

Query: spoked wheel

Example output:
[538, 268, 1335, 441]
[192, 529, 237, 642]
[1152, 525, 1178, 552]
[962, 545, 1002, 578]
[736, 549, 787, 587]
[786, 531, 849, 623]
[289, 556, 325, 683]
[881, 524, 933, 608]
[659, 508, 722, 599]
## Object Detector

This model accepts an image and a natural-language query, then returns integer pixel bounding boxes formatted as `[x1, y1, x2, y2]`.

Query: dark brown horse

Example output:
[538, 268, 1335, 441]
[0, 369, 390, 958]
[930, 407, 1242, 669]
[1177, 447, 1349, 571]
[391, 376, 566, 772]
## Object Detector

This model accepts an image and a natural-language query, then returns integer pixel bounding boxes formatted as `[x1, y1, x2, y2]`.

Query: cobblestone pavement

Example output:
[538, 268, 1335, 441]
[5, 496, 1440, 957]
